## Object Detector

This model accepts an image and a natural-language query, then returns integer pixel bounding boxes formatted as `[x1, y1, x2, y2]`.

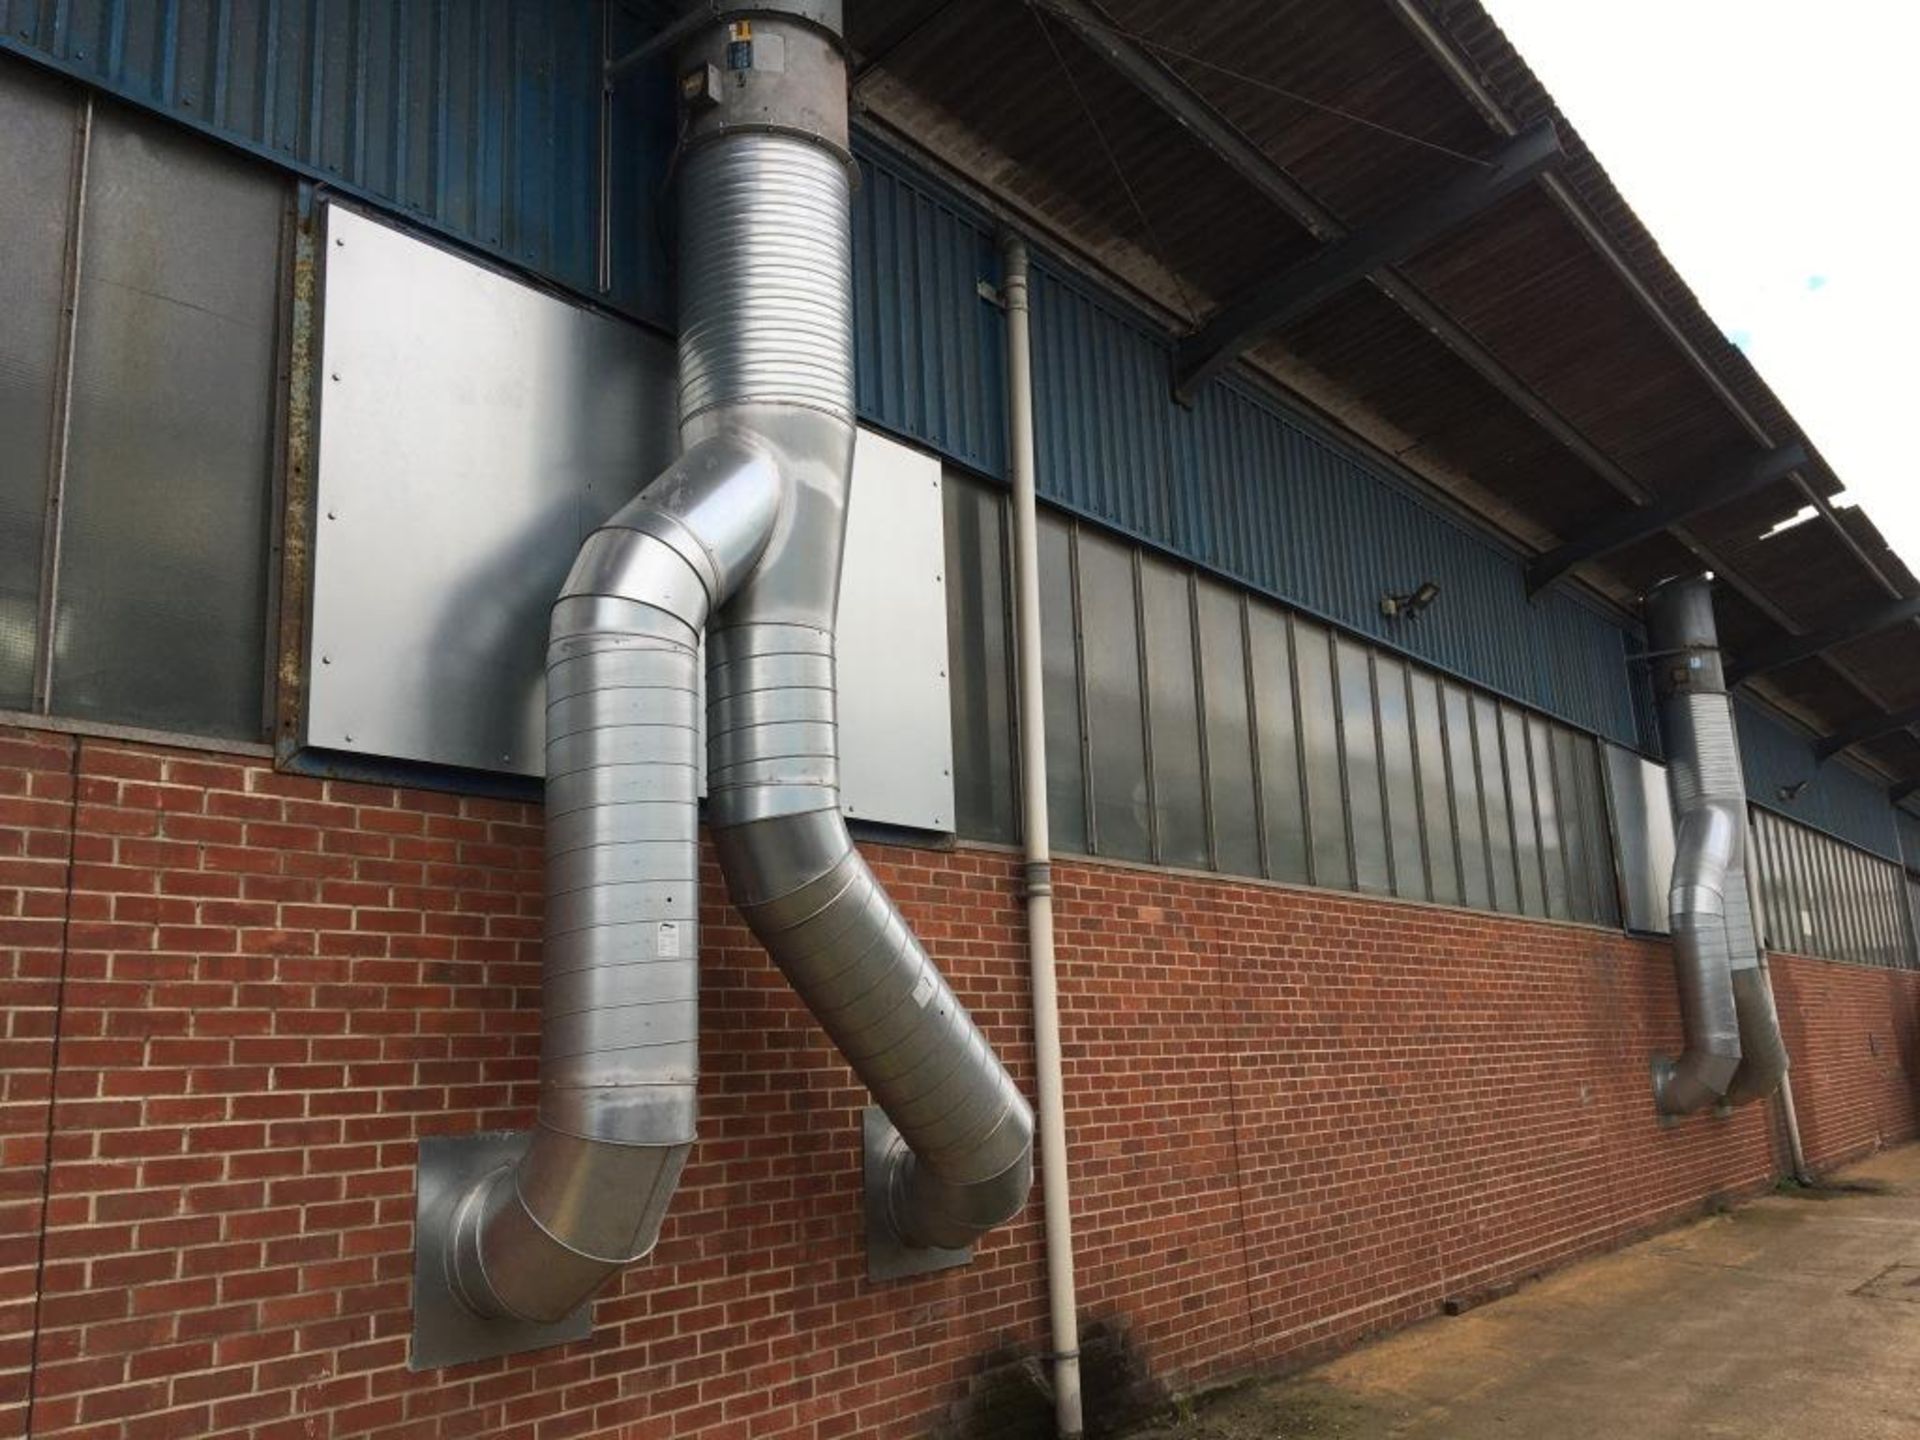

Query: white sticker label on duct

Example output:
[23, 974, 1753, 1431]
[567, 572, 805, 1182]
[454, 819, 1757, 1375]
[658, 921, 681, 958]
[910, 972, 936, 1009]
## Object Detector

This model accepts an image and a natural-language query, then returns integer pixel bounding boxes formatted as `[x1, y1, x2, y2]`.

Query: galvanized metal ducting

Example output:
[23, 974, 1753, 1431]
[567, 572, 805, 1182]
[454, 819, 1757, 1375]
[435, 0, 1031, 1335]
[1646, 576, 1787, 1115]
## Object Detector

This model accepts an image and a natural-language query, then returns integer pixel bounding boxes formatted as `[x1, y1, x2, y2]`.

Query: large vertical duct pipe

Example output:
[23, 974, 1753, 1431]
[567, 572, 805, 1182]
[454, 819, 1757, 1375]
[1646, 576, 1788, 1115]
[442, 0, 1031, 1328]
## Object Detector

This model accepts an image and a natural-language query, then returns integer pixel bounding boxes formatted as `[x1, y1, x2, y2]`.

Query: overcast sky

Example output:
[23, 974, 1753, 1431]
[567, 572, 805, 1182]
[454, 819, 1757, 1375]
[1481, 1, 1920, 570]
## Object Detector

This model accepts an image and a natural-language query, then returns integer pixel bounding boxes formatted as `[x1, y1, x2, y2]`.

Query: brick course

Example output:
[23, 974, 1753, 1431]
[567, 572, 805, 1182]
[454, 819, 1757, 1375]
[2, 726, 1915, 1438]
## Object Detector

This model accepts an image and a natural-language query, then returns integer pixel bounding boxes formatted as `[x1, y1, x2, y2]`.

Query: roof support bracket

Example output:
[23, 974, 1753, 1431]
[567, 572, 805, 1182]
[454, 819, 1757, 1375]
[1171, 118, 1564, 401]
[1525, 441, 1809, 596]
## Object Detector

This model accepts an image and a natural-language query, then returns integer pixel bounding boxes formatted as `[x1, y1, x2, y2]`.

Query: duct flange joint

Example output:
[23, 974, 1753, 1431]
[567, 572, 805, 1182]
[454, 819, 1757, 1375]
[410, 1132, 591, 1369]
[863, 1108, 972, 1281]
[1649, 1056, 1680, 1128]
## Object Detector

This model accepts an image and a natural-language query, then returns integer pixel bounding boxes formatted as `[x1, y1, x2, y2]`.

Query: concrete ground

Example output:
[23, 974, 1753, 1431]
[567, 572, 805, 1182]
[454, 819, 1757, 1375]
[1127, 1144, 1920, 1440]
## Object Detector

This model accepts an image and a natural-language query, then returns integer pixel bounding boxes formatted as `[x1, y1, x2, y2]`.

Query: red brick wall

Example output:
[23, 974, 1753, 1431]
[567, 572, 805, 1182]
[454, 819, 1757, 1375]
[0, 729, 76, 1440]
[1772, 951, 1920, 1170]
[3, 726, 1916, 1439]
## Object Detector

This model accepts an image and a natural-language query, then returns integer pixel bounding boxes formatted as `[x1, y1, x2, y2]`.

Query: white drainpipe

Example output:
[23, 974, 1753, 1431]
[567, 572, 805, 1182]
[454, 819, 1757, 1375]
[1002, 232, 1085, 1439]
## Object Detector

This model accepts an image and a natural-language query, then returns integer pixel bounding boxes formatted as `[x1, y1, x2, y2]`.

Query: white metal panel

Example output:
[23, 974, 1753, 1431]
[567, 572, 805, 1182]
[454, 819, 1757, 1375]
[1603, 743, 1675, 934]
[307, 205, 955, 831]
[836, 430, 955, 832]
[307, 203, 674, 774]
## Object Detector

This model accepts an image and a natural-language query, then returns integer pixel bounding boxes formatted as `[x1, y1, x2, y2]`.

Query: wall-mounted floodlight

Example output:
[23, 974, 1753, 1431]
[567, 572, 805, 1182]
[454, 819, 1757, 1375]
[1381, 580, 1441, 620]
[1776, 779, 1810, 802]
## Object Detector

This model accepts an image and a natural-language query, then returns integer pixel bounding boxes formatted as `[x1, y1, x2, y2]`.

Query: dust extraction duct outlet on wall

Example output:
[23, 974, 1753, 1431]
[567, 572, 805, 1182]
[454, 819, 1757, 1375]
[1645, 574, 1789, 1119]
[409, 0, 1032, 1369]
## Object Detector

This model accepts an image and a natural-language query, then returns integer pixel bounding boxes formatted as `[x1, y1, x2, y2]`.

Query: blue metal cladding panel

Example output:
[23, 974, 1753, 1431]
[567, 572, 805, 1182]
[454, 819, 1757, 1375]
[1736, 697, 1899, 859]
[1897, 807, 1920, 871]
[0, 0, 675, 325]
[1030, 262, 1180, 545]
[1170, 375, 1640, 745]
[851, 150, 1006, 478]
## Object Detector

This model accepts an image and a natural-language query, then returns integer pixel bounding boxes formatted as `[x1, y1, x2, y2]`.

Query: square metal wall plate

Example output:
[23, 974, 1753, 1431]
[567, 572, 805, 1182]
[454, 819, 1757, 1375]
[863, 1107, 972, 1282]
[411, 1131, 592, 1370]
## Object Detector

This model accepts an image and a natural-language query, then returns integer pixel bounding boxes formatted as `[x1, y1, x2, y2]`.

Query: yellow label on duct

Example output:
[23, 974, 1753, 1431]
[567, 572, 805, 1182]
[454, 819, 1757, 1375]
[729, 20, 752, 40]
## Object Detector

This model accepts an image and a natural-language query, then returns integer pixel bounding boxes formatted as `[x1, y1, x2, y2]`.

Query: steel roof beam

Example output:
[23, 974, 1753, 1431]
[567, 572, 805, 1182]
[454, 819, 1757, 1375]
[1729, 594, 1920, 686]
[1817, 702, 1920, 763]
[1029, 0, 1341, 238]
[1033, 0, 1650, 506]
[1892, 779, 1917, 806]
[1369, 276, 1652, 505]
[1172, 119, 1565, 401]
[1525, 441, 1808, 596]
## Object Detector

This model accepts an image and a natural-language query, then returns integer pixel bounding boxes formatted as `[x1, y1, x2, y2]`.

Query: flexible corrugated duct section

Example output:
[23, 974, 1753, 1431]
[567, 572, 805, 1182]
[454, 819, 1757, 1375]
[444, 0, 1031, 1325]
[1646, 576, 1787, 1115]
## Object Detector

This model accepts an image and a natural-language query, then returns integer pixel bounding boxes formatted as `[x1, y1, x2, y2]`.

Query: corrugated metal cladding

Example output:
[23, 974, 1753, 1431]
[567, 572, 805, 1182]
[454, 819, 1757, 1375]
[1164, 366, 1641, 744]
[0, 0, 677, 324]
[848, 150, 1640, 748]
[1737, 698, 1899, 860]
[851, 152, 1005, 478]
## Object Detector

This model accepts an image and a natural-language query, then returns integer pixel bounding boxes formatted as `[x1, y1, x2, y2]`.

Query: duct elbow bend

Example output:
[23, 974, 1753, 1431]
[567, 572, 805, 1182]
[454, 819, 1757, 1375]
[446, 433, 783, 1325]
[1724, 964, 1790, 1105]
[1656, 799, 1744, 1116]
[709, 801, 1034, 1253]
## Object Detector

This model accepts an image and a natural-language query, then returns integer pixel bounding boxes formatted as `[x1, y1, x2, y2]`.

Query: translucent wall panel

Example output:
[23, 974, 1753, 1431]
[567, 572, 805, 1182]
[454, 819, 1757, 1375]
[1249, 604, 1309, 884]
[942, 503, 1636, 929]
[1295, 620, 1350, 890]
[1814, 835, 1841, 958]
[1445, 683, 1491, 911]
[1755, 811, 1788, 949]
[1789, 824, 1817, 953]
[943, 478, 1017, 843]
[1501, 706, 1545, 917]
[1038, 512, 1088, 853]
[1336, 640, 1389, 895]
[1529, 717, 1570, 920]
[1410, 672, 1458, 905]
[1552, 726, 1593, 923]
[1141, 558, 1208, 869]
[1475, 697, 1517, 913]
[1197, 581, 1259, 878]
[0, 67, 76, 709]
[1749, 806, 1915, 969]
[1908, 877, 1920, 967]
[1375, 657, 1426, 902]
[1582, 741, 1622, 928]
[1079, 531, 1151, 861]
[53, 110, 282, 737]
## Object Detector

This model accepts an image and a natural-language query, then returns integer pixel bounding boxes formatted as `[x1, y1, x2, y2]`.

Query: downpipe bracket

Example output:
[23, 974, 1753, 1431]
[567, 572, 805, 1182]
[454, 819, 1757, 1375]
[862, 1107, 972, 1282]
[410, 1132, 591, 1369]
